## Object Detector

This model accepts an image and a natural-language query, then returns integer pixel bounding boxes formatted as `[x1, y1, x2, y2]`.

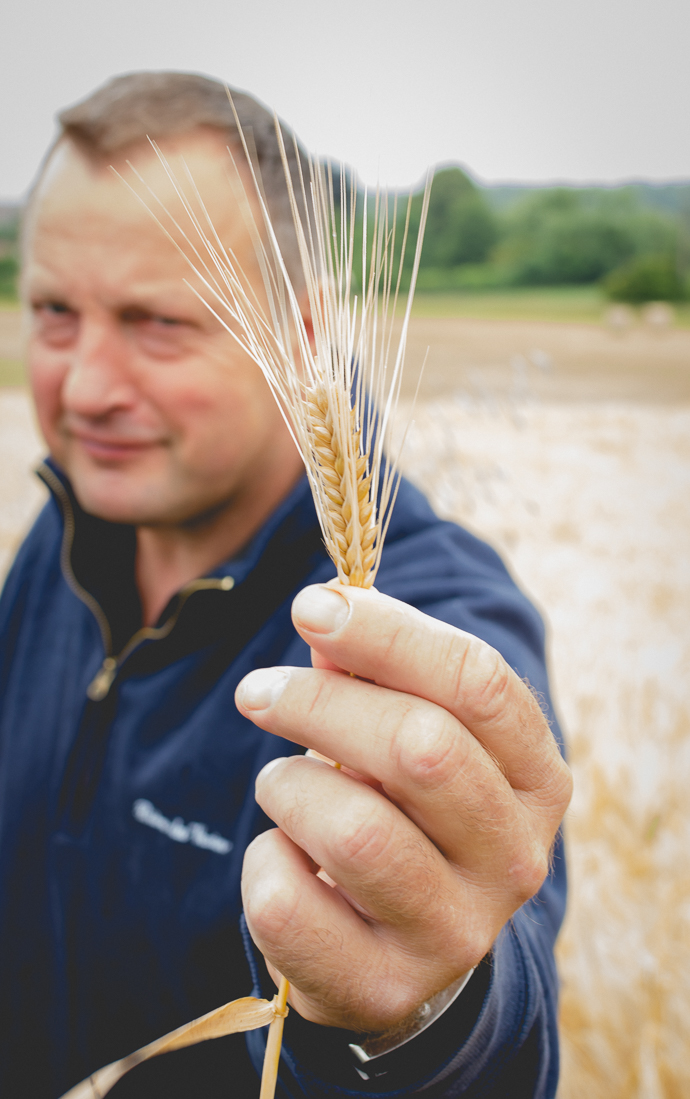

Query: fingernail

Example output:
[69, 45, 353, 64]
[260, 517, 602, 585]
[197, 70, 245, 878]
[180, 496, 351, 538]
[292, 586, 350, 634]
[237, 667, 289, 710]
[257, 757, 285, 782]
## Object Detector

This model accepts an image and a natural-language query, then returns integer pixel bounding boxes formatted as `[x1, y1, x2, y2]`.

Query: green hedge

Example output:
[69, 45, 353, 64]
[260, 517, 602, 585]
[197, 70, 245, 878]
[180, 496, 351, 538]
[603, 254, 687, 303]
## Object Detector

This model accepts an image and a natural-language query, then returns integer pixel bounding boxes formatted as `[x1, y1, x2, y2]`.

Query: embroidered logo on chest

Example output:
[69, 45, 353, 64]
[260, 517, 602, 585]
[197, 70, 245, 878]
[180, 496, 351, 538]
[132, 798, 233, 855]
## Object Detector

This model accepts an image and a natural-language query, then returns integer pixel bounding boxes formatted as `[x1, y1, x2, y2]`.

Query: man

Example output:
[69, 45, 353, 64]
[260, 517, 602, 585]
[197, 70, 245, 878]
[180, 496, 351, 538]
[0, 72, 571, 1098]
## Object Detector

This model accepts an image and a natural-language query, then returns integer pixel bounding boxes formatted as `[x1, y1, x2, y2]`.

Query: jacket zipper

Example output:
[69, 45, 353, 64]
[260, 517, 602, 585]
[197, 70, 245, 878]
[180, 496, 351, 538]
[86, 574, 234, 700]
[39, 464, 113, 654]
[38, 463, 235, 702]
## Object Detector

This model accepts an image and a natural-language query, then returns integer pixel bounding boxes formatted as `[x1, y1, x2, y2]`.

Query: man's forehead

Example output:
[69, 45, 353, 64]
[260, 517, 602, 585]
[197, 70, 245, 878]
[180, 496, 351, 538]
[22, 130, 266, 311]
[31, 129, 248, 236]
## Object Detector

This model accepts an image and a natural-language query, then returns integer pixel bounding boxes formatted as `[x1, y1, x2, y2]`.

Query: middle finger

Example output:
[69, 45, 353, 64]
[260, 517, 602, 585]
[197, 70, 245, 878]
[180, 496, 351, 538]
[236, 665, 527, 875]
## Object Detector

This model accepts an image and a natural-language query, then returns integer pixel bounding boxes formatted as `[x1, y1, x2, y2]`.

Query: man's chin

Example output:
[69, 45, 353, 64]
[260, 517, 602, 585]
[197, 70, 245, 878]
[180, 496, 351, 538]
[63, 463, 232, 528]
[74, 489, 167, 526]
[64, 462, 177, 526]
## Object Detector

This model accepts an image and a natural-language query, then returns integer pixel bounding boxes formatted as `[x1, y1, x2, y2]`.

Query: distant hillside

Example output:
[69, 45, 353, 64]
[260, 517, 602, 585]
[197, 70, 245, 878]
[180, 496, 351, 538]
[481, 179, 690, 217]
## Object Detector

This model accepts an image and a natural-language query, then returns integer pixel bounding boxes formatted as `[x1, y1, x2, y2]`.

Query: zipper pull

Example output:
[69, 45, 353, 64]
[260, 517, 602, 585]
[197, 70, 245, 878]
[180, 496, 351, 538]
[87, 656, 118, 701]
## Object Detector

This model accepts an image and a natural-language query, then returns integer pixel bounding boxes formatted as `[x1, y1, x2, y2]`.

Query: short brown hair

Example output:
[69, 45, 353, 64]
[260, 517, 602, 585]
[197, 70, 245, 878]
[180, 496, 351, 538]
[54, 71, 310, 283]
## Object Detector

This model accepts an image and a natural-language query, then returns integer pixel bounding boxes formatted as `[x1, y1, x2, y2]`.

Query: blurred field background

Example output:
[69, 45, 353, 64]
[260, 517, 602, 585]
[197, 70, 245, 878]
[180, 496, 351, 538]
[1, 174, 689, 1098]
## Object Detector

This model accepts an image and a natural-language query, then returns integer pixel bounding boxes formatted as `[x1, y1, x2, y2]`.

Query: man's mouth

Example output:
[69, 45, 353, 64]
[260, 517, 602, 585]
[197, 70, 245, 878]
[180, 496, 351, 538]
[69, 430, 161, 463]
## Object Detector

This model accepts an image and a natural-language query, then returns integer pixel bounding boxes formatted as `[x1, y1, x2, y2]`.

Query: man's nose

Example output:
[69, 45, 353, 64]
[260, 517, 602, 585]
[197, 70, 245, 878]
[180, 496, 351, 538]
[62, 318, 137, 417]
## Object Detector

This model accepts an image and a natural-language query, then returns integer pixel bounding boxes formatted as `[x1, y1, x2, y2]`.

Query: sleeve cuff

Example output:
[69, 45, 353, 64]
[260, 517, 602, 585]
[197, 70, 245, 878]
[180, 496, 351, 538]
[271, 954, 494, 1093]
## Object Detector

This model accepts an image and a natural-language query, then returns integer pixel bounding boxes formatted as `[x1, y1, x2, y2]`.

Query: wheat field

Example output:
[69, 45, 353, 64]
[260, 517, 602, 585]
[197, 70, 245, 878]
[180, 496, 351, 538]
[397, 393, 690, 1099]
[1, 315, 688, 1096]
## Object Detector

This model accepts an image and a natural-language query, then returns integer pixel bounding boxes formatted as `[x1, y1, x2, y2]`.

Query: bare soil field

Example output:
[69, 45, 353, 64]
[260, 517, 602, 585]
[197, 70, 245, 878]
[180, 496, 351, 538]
[1, 307, 689, 1097]
[401, 315, 690, 403]
[397, 397, 690, 1099]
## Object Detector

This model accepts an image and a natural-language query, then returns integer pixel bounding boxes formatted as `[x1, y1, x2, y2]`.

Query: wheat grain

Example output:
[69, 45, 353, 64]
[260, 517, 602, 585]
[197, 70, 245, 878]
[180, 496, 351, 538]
[307, 384, 376, 586]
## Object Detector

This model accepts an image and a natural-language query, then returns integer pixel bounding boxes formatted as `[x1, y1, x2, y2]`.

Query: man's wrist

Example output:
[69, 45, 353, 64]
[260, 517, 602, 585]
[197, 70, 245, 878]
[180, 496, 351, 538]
[348, 969, 476, 1069]
[247, 930, 494, 1092]
[272, 956, 492, 1092]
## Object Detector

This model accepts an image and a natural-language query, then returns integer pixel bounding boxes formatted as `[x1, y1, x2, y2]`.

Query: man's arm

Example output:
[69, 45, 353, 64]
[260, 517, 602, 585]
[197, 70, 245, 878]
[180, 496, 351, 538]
[236, 583, 572, 1095]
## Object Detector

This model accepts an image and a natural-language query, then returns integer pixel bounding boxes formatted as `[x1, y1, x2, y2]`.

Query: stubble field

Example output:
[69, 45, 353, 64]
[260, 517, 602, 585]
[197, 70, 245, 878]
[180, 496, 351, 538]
[1, 306, 689, 1097]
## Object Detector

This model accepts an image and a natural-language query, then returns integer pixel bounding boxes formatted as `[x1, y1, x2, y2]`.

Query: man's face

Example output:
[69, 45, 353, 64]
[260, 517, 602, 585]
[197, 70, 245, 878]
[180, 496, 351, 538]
[23, 131, 301, 526]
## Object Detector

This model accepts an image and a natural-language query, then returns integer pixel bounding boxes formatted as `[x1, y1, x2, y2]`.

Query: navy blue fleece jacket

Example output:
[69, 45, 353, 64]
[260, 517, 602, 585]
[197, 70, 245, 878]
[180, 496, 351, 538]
[0, 460, 566, 1099]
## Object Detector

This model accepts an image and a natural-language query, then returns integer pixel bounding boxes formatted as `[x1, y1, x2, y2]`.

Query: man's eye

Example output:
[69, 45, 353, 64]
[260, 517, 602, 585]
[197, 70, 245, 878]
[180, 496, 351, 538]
[120, 310, 195, 359]
[121, 309, 184, 328]
[32, 302, 79, 346]
[35, 301, 72, 316]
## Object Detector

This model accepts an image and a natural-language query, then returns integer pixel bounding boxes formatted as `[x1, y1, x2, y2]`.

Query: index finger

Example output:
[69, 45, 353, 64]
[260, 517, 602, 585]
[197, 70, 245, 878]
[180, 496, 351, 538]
[291, 583, 563, 799]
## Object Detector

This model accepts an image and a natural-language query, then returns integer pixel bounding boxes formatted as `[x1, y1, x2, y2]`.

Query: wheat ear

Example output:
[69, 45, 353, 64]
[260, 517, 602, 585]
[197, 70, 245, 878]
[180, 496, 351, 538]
[308, 386, 376, 586]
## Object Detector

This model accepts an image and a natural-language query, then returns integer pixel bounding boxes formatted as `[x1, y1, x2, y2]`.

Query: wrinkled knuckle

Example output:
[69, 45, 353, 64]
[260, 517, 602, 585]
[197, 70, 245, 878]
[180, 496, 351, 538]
[394, 705, 463, 790]
[535, 756, 574, 821]
[338, 808, 395, 868]
[377, 613, 409, 666]
[557, 758, 574, 810]
[510, 847, 550, 906]
[471, 643, 512, 720]
[451, 636, 511, 722]
[243, 861, 300, 942]
[303, 674, 331, 721]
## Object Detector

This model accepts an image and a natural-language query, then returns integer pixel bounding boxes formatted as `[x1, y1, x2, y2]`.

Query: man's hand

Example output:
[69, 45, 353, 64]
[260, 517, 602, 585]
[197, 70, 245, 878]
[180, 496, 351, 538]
[235, 583, 572, 1034]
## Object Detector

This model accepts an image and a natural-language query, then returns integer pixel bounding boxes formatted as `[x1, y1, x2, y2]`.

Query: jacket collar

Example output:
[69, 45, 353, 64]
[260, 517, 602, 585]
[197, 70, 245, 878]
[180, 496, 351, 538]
[38, 455, 317, 587]
[36, 458, 327, 687]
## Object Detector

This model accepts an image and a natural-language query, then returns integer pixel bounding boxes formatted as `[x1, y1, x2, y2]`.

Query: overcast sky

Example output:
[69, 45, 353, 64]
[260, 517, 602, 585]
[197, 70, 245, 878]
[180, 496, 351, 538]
[1, 0, 689, 200]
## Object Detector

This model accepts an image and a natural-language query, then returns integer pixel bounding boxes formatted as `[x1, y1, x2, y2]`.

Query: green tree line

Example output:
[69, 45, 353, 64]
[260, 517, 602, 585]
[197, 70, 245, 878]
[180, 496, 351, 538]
[401, 168, 690, 302]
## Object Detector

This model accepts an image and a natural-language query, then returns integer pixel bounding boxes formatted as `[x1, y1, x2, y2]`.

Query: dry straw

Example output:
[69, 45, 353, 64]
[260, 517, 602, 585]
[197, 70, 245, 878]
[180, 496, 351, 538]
[61, 101, 431, 1099]
[60, 996, 282, 1098]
